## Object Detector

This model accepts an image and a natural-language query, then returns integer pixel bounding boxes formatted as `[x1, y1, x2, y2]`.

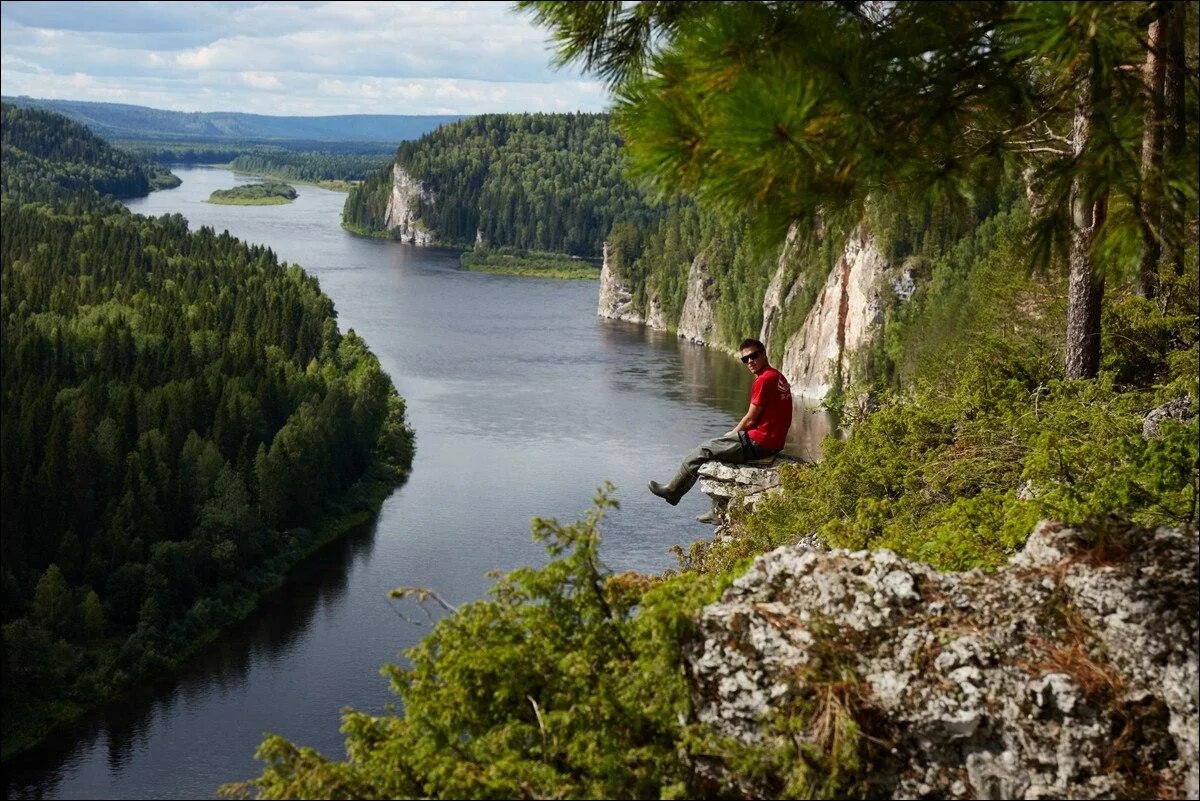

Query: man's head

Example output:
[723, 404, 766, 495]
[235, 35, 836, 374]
[738, 338, 769, 374]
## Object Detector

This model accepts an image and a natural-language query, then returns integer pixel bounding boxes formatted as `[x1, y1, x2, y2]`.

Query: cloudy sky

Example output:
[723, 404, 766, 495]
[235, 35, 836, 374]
[0, 1, 612, 116]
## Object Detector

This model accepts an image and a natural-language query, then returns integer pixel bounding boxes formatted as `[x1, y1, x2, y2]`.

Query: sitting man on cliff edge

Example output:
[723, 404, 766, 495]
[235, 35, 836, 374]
[649, 338, 792, 506]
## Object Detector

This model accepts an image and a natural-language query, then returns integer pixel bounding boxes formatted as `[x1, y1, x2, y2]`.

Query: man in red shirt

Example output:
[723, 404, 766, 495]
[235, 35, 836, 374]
[649, 338, 792, 506]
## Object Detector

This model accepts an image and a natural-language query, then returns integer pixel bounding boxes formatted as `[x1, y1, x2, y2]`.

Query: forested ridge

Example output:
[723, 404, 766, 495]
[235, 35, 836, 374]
[0, 106, 414, 759]
[1, 104, 174, 201]
[343, 113, 654, 256]
[2, 96, 460, 144]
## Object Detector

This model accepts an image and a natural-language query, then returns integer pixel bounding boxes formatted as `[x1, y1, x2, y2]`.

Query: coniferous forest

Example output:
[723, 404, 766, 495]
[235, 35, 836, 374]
[0, 103, 414, 757]
[343, 112, 655, 255]
[1, 104, 162, 200]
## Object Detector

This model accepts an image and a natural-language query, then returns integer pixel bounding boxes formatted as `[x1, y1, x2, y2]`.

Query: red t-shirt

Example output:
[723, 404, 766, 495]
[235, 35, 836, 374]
[747, 367, 792, 452]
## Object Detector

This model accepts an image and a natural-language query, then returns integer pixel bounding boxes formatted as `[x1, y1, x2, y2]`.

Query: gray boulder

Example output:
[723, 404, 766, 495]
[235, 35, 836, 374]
[686, 520, 1199, 799]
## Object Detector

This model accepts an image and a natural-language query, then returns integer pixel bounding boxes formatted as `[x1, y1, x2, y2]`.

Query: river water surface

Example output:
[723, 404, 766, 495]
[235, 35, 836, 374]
[5, 167, 831, 799]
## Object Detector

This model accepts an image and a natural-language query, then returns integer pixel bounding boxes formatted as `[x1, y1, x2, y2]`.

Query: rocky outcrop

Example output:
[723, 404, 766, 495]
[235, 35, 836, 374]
[685, 520, 1199, 799]
[780, 225, 888, 400]
[597, 242, 646, 323]
[383, 164, 436, 246]
[697, 461, 784, 521]
[1143, 395, 1196, 438]
[600, 220, 912, 397]
[678, 249, 721, 346]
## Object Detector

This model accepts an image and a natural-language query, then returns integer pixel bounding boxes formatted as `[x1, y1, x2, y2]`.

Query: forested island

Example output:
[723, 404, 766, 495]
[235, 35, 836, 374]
[235, 2, 1199, 799]
[459, 245, 600, 279]
[208, 181, 298, 205]
[0, 104, 414, 759]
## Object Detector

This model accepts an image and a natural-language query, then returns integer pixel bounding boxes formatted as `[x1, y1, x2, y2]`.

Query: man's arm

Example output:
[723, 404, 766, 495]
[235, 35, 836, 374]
[726, 403, 762, 436]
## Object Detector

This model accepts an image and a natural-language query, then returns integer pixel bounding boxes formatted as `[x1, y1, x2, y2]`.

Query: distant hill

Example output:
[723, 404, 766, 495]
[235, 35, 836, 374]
[0, 102, 169, 199]
[1, 96, 463, 145]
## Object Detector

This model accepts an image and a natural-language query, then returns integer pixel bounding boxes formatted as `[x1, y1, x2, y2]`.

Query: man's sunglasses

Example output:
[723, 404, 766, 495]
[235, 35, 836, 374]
[740, 351, 763, 363]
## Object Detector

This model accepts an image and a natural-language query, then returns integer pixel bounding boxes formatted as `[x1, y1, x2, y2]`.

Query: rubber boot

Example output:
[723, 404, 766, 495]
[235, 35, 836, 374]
[648, 466, 695, 506]
[648, 480, 681, 505]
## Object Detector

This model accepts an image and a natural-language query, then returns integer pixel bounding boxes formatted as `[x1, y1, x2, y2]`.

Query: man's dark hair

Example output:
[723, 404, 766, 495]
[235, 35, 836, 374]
[739, 338, 766, 353]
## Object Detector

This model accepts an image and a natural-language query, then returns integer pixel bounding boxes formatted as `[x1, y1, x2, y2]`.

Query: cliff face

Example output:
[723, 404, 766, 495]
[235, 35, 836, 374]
[781, 225, 888, 400]
[601, 220, 898, 399]
[383, 164, 436, 246]
[677, 249, 722, 347]
[597, 242, 646, 323]
[688, 520, 1200, 799]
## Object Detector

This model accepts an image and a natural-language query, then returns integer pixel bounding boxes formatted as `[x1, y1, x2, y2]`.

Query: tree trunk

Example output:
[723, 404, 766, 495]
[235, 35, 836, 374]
[1137, 13, 1165, 299]
[1065, 70, 1107, 380]
[1161, 1, 1187, 275]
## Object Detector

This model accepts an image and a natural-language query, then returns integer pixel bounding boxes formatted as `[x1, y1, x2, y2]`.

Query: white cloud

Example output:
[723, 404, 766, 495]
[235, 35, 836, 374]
[0, 1, 612, 115]
[239, 71, 282, 90]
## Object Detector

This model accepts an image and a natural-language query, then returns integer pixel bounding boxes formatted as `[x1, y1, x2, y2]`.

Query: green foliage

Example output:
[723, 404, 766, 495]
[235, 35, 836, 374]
[1, 103, 163, 200]
[343, 113, 654, 257]
[460, 244, 601, 280]
[742, 363, 1196, 575]
[230, 488, 732, 799]
[208, 181, 298, 205]
[228, 149, 392, 183]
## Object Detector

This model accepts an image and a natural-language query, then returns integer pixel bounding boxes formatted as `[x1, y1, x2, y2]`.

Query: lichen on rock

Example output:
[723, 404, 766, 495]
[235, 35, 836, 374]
[685, 520, 1199, 799]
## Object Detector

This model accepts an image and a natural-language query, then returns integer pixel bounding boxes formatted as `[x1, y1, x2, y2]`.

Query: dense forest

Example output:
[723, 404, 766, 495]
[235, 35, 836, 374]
[239, 2, 1198, 798]
[116, 139, 391, 165]
[343, 113, 655, 256]
[0, 106, 414, 759]
[1, 104, 176, 201]
[227, 150, 392, 183]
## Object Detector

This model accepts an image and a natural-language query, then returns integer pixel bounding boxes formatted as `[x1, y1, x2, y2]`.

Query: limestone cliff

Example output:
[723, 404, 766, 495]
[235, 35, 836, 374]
[780, 225, 888, 400]
[597, 242, 647, 323]
[759, 224, 804, 348]
[600, 220, 901, 400]
[383, 163, 436, 246]
[677, 249, 722, 347]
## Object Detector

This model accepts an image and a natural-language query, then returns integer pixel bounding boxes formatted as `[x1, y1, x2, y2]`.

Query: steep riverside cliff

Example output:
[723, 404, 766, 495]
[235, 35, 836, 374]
[599, 219, 903, 394]
[677, 249, 722, 346]
[688, 519, 1199, 799]
[383, 163, 436, 246]
[597, 242, 646, 324]
[779, 225, 889, 399]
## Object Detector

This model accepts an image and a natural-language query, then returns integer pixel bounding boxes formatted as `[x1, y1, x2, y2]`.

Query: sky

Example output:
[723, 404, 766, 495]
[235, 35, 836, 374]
[0, 0, 612, 116]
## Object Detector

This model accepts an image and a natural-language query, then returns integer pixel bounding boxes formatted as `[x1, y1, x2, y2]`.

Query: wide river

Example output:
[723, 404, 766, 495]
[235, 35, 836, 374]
[6, 167, 831, 799]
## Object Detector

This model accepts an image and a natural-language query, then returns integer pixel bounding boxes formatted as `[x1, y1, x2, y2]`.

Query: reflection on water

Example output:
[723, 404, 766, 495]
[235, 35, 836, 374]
[6, 516, 380, 800]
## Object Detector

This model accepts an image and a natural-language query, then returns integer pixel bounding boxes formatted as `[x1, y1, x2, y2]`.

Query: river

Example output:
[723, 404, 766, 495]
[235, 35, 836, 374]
[4, 167, 832, 799]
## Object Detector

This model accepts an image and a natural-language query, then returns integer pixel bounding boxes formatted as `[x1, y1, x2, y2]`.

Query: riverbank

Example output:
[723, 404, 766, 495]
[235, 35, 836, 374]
[228, 167, 359, 192]
[1, 437, 413, 763]
[340, 220, 600, 280]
